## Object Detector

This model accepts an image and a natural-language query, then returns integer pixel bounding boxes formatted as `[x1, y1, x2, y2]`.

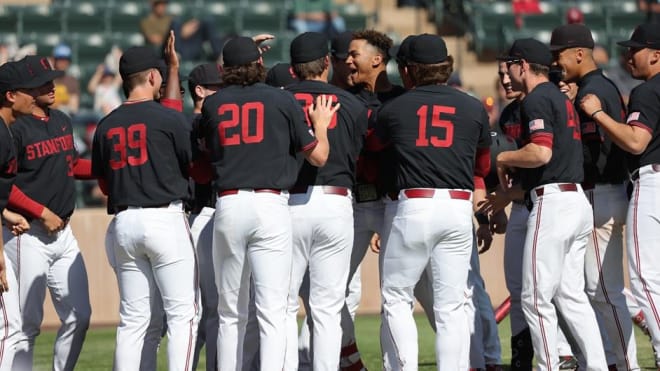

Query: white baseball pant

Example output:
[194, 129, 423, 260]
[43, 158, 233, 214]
[381, 189, 473, 371]
[111, 202, 199, 371]
[4, 222, 91, 371]
[584, 184, 639, 370]
[521, 183, 607, 371]
[627, 164, 660, 367]
[285, 186, 353, 371]
[104, 219, 163, 371]
[0, 247, 21, 371]
[189, 207, 218, 371]
[504, 202, 530, 337]
[214, 190, 291, 371]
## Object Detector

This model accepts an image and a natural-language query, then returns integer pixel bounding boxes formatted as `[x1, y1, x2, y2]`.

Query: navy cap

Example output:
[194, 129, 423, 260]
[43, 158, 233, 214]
[331, 31, 353, 59]
[0, 59, 52, 94]
[223, 37, 261, 67]
[617, 23, 660, 50]
[265, 63, 299, 87]
[189, 63, 223, 86]
[408, 34, 448, 64]
[549, 24, 595, 51]
[120, 46, 163, 78]
[21, 55, 64, 87]
[392, 34, 417, 65]
[290, 32, 329, 64]
[498, 38, 553, 67]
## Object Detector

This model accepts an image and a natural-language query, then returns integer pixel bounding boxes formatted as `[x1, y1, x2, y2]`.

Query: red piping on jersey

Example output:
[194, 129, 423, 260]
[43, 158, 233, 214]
[301, 139, 319, 153]
[31, 114, 49, 122]
[530, 132, 553, 149]
[73, 159, 94, 180]
[161, 98, 183, 112]
[474, 147, 491, 179]
[629, 121, 652, 135]
[8, 185, 45, 219]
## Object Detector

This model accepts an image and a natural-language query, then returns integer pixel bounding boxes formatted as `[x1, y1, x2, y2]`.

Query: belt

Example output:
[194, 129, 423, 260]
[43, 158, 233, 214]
[631, 163, 660, 181]
[289, 185, 349, 196]
[534, 183, 577, 197]
[114, 203, 171, 214]
[581, 182, 595, 191]
[401, 188, 472, 200]
[218, 188, 281, 197]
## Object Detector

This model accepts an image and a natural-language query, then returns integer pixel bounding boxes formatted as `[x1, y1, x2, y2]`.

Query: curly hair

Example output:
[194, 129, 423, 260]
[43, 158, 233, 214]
[222, 62, 266, 87]
[352, 30, 393, 63]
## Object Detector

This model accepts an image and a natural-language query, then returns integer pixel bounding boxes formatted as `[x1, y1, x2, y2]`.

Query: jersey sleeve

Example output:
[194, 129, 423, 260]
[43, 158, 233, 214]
[171, 113, 193, 177]
[626, 84, 660, 135]
[477, 106, 492, 148]
[285, 93, 317, 152]
[91, 124, 105, 179]
[522, 93, 555, 148]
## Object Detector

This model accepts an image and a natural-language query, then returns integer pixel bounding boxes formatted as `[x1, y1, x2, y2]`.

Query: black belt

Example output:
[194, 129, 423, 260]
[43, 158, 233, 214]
[631, 164, 660, 181]
[525, 183, 578, 211]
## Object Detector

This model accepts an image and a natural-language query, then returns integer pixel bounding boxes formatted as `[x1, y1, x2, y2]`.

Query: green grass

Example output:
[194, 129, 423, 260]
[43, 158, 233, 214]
[32, 315, 658, 370]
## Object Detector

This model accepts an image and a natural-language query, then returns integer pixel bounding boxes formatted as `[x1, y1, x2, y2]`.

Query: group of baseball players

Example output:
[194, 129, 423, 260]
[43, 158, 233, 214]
[0, 17, 657, 371]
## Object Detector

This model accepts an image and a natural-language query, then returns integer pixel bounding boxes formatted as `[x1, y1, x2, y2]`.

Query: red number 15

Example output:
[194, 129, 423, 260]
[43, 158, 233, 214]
[416, 105, 455, 147]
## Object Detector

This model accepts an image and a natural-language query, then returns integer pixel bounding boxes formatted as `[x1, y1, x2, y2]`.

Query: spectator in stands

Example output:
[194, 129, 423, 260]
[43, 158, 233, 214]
[289, 0, 346, 38]
[565, 7, 584, 25]
[52, 43, 80, 115]
[511, 0, 541, 29]
[87, 64, 122, 117]
[140, 0, 223, 61]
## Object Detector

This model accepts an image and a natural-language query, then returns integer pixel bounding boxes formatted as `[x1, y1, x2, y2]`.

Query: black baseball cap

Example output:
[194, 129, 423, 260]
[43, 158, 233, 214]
[617, 23, 660, 50]
[549, 24, 595, 51]
[265, 63, 299, 87]
[391, 34, 417, 65]
[120, 46, 163, 78]
[290, 32, 329, 64]
[189, 63, 223, 86]
[498, 38, 553, 67]
[0, 57, 62, 94]
[331, 31, 353, 59]
[408, 34, 447, 64]
[20, 55, 64, 86]
[223, 37, 261, 67]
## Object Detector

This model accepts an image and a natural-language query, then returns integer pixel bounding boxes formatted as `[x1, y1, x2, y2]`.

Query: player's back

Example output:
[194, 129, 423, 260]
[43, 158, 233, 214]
[201, 83, 315, 191]
[287, 80, 368, 188]
[92, 101, 192, 210]
[377, 84, 490, 191]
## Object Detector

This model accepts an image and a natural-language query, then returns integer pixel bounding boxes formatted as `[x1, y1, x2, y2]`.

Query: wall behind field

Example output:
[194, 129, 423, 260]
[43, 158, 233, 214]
[40, 208, 509, 328]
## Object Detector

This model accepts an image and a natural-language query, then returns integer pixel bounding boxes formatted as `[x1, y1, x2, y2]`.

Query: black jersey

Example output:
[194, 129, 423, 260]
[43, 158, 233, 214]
[11, 110, 78, 218]
[0, 119, 16, 213]
[92, 100, 192, 212]
[485, 128, 518, 191]
[199, 83, 318, 191]
[375, 84, 491, 191]
[519, 82, 584, 190]
[190, 114, 215, 213]
[287, 80, 369, 189]
[499, 99, 524, 147]
[627, 73, 660, 168]
[575, 69, 628, 184]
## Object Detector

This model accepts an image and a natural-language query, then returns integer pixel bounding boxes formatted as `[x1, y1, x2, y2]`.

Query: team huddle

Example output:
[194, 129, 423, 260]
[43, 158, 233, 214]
[0, 19, 658, 371]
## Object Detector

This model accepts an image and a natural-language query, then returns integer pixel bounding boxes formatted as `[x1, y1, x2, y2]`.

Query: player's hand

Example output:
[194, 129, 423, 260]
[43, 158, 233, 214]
[478, 187, 512, 215]
[370, 233, 381, 254]
[40, 208, 64, 234]
[252, 33, 275, 54]
[489, 209, 508, 234]
[2, 209, 30, 236]
[476, 224, 493, 254]
[308, 94, 340, 132]
[496, 159, 512, 194]
[164, 30, 179, 70]
[0, 253, 8, 293]
[579, 94, 603, 118]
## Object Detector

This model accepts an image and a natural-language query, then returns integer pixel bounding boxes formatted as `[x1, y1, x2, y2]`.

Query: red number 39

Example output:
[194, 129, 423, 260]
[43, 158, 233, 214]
[107, 123, 148, 170]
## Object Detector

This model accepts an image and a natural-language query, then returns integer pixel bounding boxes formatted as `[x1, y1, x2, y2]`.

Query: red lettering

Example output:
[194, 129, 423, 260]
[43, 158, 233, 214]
[217, 102, 265, 146]
[26, 145, 35, 160]
[294, 93, 338, 129]
[566, 100, 580, 140]
[107, 124, 149, 170]
[218, 104, 240, 146]
[416, 105, 455, 148]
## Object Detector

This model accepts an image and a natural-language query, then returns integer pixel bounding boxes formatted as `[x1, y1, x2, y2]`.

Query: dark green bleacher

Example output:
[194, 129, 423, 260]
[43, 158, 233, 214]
[455, 0, 647, 61]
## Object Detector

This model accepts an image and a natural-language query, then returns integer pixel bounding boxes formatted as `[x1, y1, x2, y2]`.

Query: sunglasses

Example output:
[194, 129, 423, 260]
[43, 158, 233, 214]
[505, 59, 523, 68]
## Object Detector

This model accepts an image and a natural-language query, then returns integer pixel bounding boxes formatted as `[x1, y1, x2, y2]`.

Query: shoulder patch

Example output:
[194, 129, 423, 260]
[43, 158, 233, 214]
[627, 112, 640, 123]
[529, 119, 544, 131]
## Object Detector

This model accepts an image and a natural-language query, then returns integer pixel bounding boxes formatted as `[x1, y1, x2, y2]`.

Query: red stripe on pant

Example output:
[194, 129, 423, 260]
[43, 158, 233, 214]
[531, 197, 552, 367]
[0, 295, 7, 368]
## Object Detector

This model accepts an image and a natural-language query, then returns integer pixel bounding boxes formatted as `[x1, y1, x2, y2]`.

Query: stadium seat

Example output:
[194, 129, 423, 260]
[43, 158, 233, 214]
[108, 2, 147, 34]
[0, 6, 20, 34]
[239, 2, 287, 33]
[65, 3, 110, 34]
[190, 3, 238, 34]
[468, 2, 514, 59]
[20, 33, 69, 57]
[340, 3, 370, 31]
[606, 2, 645, 35]
[20, 5, 64, 36]
[76, 33, 113, 65]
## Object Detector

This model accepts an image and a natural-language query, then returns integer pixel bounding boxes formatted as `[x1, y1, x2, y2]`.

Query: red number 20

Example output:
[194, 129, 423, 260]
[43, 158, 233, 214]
[416, 105, 455, 147]
[218, 102, 265, 146]
[107, 124, 148, 170]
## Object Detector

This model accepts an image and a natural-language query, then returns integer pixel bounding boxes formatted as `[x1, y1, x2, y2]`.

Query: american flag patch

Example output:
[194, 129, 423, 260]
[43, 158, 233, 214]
[528, 119, 544, 131]
[627, 112, 640, 123]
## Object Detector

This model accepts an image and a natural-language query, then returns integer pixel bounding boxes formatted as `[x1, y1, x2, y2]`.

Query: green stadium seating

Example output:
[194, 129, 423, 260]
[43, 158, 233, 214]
[190, 3, 238, 34]
[20, 5, 64, 36]
[20, 33, 69, 57]
[0, 6, 20, 34]
[339, 3, 370, 31]
[108, 2, 147, 34]
[468, 2, 514, 59]
[75, 33, 114, 64]
[239, 2, 287, 33]
[65, 3, 110, 34]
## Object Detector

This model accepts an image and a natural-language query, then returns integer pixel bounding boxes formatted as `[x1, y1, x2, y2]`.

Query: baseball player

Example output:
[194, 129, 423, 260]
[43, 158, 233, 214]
[0, 58, 49, 371]
[2, 56, 92, 371]
[550, 24, 638, 371]
[283, 32, 368, 371]
[187, 62, 223, 371]
[198, 36, 336, 371]
[92, 46, 200, 371]
[368, 34, 491, 370]
[580, 22, 660, 369]
[496, 38, 608, 371]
